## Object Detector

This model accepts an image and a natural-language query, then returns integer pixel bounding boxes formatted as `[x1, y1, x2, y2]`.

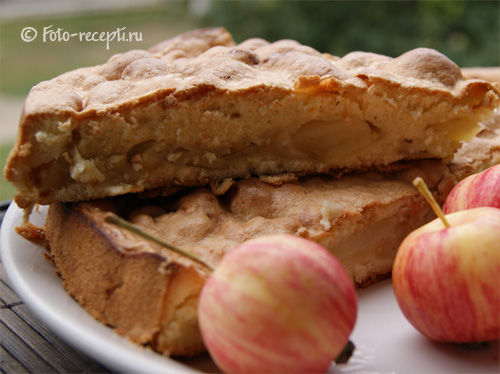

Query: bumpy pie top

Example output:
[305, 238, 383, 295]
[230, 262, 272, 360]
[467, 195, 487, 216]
[4, 27, 499, 208]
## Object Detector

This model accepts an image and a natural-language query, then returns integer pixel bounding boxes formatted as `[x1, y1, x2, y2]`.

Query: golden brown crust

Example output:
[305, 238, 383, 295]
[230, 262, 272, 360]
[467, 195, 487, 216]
[5, 28, 499, 208]
[462, 67, 500, 84]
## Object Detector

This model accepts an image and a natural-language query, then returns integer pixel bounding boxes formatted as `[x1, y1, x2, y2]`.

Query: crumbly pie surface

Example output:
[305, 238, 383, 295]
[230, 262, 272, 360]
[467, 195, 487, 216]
[451, 67, 500, 179]
[5, 27, 499, 208]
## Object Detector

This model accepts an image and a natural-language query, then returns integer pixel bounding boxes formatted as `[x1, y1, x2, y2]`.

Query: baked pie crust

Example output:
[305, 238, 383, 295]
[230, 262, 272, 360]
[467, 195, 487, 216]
[5, 27, 499, 209]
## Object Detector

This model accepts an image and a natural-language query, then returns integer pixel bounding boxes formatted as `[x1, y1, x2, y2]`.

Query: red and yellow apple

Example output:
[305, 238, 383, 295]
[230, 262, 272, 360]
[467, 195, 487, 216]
[198, 234, 358, 374]
[105, 216, 357, 373]
[443, 164, 500, 213]
[392, 206, 500, 343]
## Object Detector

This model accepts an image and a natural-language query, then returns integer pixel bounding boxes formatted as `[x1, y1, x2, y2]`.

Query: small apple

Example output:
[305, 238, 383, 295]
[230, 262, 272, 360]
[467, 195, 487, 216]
[198, 234, 358, 374]
[392, 178, 500, 343]
[443, 164, 500, 213]
[105, 216, 358, 373]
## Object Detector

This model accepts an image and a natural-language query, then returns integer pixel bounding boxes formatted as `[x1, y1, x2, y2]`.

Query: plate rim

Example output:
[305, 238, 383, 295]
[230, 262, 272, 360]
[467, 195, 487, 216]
[0, 202, 205, 374]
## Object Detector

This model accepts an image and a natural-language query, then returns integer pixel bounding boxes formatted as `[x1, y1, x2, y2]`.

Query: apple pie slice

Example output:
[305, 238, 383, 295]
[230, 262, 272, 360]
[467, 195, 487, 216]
[5, 28, 499, 209]
[42, 159, 451, 357]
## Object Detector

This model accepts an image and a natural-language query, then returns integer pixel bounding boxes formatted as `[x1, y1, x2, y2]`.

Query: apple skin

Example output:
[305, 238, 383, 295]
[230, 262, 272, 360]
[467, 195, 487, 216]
[443, 164, 500, 213]
[392, 207, 500, 343]
[198, 234, 357, 374]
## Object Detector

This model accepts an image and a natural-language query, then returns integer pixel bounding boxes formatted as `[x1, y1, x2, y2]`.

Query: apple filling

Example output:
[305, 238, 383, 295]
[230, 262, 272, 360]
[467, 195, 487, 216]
[93, 166, 452, 287]
[8, 87, 489, 211]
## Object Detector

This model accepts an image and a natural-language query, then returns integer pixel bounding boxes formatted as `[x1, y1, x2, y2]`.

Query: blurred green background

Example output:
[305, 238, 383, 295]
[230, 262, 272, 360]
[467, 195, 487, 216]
[1, 0, 499, 201]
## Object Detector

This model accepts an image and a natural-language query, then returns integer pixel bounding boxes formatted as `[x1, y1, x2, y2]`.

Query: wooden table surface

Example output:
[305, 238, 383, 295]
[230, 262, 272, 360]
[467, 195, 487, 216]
[0, 201, 111, 373]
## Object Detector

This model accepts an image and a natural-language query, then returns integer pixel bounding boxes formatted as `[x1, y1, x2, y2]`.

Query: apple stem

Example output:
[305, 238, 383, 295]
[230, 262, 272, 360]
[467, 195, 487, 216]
[413, 177, 451, 228]
[105, 214, 215, 272]
[335, 340, 355, 364]
[459, 341, 490, 350]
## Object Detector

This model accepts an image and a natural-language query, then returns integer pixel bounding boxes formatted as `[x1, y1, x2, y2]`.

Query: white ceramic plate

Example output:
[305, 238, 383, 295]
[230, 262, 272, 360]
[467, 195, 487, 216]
[1, 202, 499, 374]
